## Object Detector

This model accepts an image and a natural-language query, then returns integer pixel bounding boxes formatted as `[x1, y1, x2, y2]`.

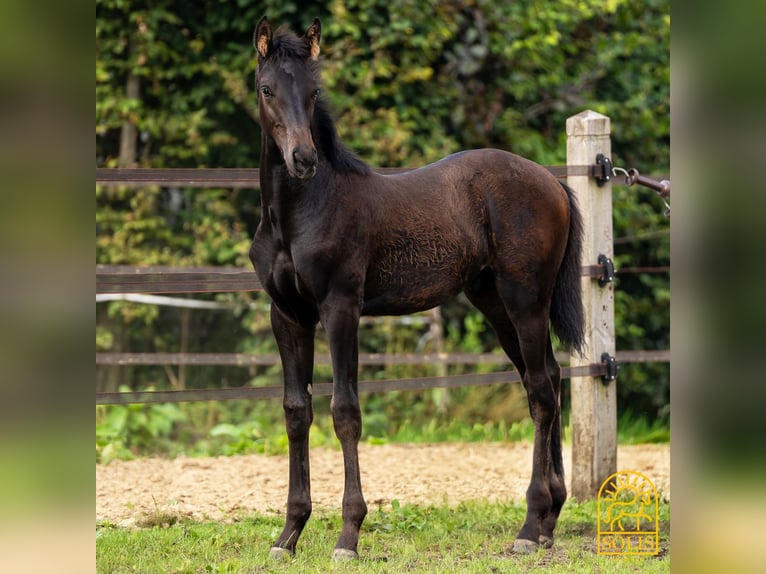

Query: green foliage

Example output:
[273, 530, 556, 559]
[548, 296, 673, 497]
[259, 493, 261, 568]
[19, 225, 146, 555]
[380, 417, 536, 444]
[96, 1, 670, 448]
[321, 0, 669, 170]
[96, 388, 188, 462]
[95, 396, 665, 462]
[612, 185, 670, 423]
[205, 415, 337, 457]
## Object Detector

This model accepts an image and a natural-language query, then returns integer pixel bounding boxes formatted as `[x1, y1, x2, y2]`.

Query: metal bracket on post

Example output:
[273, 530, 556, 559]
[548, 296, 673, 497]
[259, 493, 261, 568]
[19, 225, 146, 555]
[594, 153, 613, 187]
[600, 353, 619, 384]
[597, 253, 615, 287]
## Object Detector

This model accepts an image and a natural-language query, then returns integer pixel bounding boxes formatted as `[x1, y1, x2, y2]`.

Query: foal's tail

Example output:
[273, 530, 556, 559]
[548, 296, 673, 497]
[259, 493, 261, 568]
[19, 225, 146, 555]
[550, 182, 586, 355]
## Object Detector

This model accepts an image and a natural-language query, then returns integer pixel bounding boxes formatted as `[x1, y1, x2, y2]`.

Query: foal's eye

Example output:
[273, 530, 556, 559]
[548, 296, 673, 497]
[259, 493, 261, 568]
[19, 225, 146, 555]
[312, 88, 320, 100]
[260, 86, 273, 98]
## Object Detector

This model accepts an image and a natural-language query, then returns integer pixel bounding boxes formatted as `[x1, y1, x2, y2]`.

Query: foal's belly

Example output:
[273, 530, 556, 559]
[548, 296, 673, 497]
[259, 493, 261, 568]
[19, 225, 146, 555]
[362, 279, 463, 315]
[362, 234, 480, 316]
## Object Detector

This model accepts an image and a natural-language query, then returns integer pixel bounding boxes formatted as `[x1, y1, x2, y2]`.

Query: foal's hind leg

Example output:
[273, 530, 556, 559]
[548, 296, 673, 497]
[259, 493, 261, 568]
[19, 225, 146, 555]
[464, 280, 527, 377]
[507, 308, 560, 554]
[269, 305, 316, 558]
[539, 335, 566, 548]
[466, 280, 563, 551]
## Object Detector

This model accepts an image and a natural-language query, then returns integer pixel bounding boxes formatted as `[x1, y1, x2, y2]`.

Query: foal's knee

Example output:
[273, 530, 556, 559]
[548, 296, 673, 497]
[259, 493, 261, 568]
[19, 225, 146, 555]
[284, 399, 313, 441]
[330, 393, 362, 442]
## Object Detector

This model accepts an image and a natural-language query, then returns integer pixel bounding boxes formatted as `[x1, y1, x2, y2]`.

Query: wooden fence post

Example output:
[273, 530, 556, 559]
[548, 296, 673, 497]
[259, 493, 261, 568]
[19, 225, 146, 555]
[566, 110, 617, 500]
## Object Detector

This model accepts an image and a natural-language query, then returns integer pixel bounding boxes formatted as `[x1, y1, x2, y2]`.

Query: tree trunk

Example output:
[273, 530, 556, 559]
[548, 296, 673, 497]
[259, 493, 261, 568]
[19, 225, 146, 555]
[118, 72, 140, 167]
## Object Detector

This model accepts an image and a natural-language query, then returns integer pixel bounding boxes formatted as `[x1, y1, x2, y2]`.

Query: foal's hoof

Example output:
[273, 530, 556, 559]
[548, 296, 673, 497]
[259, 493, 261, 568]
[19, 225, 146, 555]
[539, 535, 554, 549]
[332, 548, 359, 561]
[511, 538, 539, 554]
[269, 547, 293, 561]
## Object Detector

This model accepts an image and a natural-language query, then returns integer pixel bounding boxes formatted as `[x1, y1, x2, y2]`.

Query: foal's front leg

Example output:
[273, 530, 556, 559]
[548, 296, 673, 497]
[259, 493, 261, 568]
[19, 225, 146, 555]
[269, 305, 316, 558]
[320, 294, 367, 559]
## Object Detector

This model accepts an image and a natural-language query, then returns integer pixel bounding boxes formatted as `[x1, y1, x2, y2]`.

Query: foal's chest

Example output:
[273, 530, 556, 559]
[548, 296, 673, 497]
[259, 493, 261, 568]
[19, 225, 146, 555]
[270, 248, 297, 293]
[265, 230, 338, 311]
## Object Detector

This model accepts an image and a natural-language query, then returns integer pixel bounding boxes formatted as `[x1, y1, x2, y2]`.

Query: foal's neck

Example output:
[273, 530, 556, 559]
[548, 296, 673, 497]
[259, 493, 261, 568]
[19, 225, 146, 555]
[259, 133, 321, 217]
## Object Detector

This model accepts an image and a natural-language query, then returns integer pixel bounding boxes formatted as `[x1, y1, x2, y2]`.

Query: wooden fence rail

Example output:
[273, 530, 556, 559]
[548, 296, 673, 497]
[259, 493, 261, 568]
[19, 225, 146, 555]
[97, 363, 610, 406]
[96, 349, 669, 367]
[95, 165, 596, 188]
[96, 264, 613, 294]
[96, 263, 665, 294]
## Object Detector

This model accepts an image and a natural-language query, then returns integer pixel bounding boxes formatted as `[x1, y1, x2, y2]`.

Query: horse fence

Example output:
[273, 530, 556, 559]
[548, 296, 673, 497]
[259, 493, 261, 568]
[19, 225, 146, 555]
[96, 110, 669, 497]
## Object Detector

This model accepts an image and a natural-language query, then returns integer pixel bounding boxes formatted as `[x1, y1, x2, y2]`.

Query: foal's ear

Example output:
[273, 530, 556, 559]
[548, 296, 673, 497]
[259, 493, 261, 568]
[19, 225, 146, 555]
[304, 18, 321, 60]
[254, 16, 272, 61]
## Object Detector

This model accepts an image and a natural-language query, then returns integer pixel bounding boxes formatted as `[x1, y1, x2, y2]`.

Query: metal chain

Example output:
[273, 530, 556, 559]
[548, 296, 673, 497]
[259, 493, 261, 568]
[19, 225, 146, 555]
[612, 166, 670, 217]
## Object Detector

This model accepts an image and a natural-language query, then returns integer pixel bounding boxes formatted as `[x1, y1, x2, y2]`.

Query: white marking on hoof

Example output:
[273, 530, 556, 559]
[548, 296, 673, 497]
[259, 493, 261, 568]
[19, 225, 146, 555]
[269, 547, 293, 560]
[539, 535, 553, 549]
[332, 548, 359, 561]
[512, 538, 539, 554]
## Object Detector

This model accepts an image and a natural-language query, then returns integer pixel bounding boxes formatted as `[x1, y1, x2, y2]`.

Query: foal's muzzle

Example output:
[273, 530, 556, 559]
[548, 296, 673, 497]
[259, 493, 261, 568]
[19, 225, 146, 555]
[286, 144, 318, 181]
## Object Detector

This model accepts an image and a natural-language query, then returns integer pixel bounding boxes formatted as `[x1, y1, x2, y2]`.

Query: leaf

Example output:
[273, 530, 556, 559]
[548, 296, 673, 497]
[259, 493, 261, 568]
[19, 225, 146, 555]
[209, 423, 242, 438]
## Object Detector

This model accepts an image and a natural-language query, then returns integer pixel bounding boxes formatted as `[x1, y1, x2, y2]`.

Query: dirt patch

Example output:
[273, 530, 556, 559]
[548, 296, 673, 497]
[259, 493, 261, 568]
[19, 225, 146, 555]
[96, 443, 669, 526]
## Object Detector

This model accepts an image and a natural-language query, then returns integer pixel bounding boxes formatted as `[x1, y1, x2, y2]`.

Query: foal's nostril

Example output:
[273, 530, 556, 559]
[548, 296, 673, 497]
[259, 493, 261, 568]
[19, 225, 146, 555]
[293, 148, 317, 169]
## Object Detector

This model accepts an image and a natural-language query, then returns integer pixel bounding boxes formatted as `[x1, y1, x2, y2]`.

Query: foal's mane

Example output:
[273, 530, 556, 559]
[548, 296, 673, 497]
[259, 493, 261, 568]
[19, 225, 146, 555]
[314, 100, 371, 176]
[260, 26, 371, 176]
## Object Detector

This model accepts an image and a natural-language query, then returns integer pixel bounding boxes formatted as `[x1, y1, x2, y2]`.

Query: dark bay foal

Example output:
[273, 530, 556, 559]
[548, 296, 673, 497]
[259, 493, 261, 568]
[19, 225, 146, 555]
[249, 16, 585, 559]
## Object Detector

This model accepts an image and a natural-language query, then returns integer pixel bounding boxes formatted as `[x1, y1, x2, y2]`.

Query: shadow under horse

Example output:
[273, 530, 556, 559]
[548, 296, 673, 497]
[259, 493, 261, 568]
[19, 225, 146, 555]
[249, 16, 585, 559]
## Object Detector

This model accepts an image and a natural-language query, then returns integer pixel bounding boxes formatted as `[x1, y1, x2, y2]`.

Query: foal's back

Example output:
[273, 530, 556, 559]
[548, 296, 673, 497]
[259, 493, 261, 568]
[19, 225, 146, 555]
[359, 148, 570, 316]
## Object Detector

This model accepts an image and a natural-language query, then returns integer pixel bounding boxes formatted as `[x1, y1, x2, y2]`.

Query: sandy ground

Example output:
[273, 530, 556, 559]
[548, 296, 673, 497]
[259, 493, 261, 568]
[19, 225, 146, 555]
[96, 443, 669, 526]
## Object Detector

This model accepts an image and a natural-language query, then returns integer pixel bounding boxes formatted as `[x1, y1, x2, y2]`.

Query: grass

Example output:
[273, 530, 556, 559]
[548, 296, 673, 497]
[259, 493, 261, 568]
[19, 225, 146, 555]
[96, 498, 670, 573]
[386, 411, 671, 446]
[371, 418, 537, 445]
[616, 411, 670, 444]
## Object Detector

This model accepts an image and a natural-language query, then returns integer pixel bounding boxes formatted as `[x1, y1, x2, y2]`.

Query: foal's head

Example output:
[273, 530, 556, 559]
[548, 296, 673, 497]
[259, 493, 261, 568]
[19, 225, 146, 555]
[254, 17, 322, 181]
